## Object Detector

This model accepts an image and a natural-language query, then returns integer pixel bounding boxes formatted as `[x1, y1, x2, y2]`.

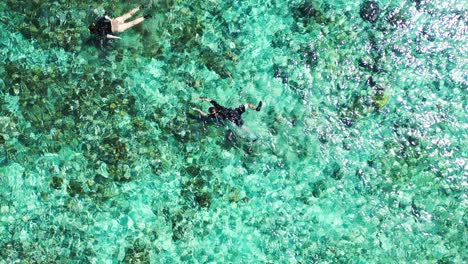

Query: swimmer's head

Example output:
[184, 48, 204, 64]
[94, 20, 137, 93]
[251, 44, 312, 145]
[88, 23, 99, 35]
[209, 107, 217, 114]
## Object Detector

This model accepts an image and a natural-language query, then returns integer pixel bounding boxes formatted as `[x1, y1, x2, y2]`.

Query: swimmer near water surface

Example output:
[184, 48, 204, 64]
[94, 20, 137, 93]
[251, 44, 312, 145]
[192, 97, 263, 127]
[88, 6, 151, 40]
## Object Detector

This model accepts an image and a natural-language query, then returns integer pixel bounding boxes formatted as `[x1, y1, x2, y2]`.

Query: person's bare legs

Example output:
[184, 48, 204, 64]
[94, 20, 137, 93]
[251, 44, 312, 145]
[245, 103, 257, 110]
[115, 7, 140, 22]
[115, 17, 145, 33]
[110, 7, 145, 33]
[245, 101, 263, 111]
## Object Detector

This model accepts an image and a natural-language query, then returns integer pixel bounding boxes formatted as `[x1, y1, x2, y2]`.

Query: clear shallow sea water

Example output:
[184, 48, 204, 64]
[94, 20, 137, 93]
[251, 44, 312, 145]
[0, 0, 466, 263]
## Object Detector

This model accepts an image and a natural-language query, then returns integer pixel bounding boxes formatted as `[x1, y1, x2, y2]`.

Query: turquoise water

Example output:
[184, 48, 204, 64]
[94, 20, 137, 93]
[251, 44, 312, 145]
[0, 0, 466, 262]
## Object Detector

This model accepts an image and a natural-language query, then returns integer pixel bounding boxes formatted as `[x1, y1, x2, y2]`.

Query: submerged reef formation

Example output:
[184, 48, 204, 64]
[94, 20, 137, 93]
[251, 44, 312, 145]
[360, 1, 381, 23]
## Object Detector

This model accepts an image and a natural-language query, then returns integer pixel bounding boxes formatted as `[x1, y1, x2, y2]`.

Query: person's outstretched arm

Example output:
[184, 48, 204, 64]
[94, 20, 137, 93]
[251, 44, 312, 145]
[106, 34, 122, 39]
[198, 97, 223, 108]
[197, 97, 213, 102]
[192, 107, 208, 116]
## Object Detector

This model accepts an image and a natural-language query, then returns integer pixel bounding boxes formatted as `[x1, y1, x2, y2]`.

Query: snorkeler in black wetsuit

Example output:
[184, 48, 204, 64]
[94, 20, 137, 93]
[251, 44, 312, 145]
[89, 17, 113, 38]
[89, 6, 151, 40]
[193, 97, 263, 127]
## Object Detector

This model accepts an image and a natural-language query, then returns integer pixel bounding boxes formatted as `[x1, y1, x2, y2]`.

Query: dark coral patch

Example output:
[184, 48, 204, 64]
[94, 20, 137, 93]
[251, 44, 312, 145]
[360, 1, 381, 23]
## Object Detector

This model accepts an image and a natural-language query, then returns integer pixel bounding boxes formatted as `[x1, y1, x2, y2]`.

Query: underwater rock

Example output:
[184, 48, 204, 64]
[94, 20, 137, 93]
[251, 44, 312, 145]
[410, 0, 430, 10]
[293, 2, 328, 25]
[186, 166, 201, 177]
[373, 83, 385, 97]
[299, 45, 319, 68]
[100, 137, 128, 166]
[369, 78, 388, 110]
[169, 11, 204, 53]
[358, 58, 382, 73]
[318, 131, 328, 144]
[273, 64, 289, 84]
[200, 48, 232, 79]
[367, 33, 384, 62]
[387, 9, 407, 29]
[50, 176, 63, 190]
[67, 180, 84, 197]
[360, 1, 381, 23]
[341, 117, 355, 128]
[295, 3, 320, 19]
[271, 31, 290, 49]
[406, 135, 419, 146]
[366, 76, 377, 87]
[311, 180, 326, 198]
[171, 209, 191, 241]
[228, 188, 244, 203]
[123, 239, 150, 263]
[194, 191, 211, 208]
[180, 175, 213, 209]
[327, 162, 343, 180]
[305, 49, 318, 67]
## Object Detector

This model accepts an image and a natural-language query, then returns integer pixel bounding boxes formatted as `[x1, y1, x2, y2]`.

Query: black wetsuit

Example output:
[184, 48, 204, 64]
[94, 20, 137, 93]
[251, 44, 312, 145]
[209, 100, 246, 127]
[92, 17, 113, 37]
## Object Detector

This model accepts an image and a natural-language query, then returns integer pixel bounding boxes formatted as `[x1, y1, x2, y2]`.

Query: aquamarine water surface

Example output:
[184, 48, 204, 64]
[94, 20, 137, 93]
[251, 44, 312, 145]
[0, 0, 466, 263]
